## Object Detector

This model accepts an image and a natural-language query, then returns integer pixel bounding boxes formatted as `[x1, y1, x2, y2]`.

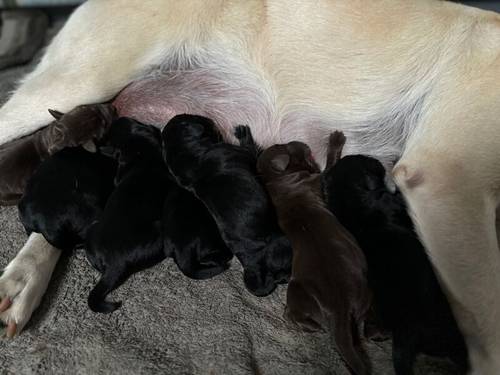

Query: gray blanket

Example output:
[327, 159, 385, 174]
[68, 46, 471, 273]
[0, 21, 459, 375]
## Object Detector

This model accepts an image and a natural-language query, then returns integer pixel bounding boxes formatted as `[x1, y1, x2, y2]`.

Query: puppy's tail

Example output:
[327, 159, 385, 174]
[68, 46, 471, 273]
[88, 272, 124, 314]
[330, 312, 371, 375]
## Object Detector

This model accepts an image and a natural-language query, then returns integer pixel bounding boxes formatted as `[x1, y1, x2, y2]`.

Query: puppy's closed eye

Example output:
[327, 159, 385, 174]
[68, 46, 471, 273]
[82, 141, 97, 153]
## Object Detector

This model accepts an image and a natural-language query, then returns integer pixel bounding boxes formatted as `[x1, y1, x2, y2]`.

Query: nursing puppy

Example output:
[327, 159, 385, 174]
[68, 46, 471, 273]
[322, 132, 468, 375]
[85, 118, 169, 313]
[18, 147, 116, 251]
[162, 185, 233, 280]
[1, 3, 500, 372]
[0, 103, 117, 205]
[257, 141, 371, 375]
[163, 114, 292, 296]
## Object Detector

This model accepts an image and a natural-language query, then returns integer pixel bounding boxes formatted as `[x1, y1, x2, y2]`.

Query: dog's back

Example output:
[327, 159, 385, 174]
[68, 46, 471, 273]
[273, 172, 370, 314]
[85, 118, 170, 313]
[18, 147, 116, 251]
[323, 154, 468, 373]
[162, 183, 233, 280]
[259, 143, 371, 375]
[164, 115, 292, 296]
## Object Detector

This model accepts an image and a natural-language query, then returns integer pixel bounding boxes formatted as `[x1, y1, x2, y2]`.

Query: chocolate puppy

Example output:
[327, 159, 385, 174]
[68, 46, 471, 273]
[85, 118, 169, 313]
[257, 141, 371, 375]
[163, 114, 292, 297]
[0, 103, 117, 205]
[18, 147, 116, 251]
[322, 132, 468, 375]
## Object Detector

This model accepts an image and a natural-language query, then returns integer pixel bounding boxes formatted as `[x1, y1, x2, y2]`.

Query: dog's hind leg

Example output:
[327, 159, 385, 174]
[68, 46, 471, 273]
[0, 233, 61, 337]
[284, 281, 323, 332]
[88, 270, 126, 314]
[392, 327, 417, 375]
[394, 110, 500, 373]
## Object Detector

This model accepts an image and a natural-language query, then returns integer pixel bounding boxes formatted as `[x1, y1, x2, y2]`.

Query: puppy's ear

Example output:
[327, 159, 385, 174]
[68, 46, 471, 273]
[47, 123, 66, 154]
[48, 109, 64, 121]
[82, 140, 97, 153]
[270, 154, 290, 172]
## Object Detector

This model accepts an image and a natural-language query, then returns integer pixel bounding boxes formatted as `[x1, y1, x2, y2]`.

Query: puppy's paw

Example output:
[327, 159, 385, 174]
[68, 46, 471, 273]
[363, 322, 390, 342]
[329, 130, 346, 150]
[233, 125, 250, 141]
[243, 269, 277, 297]
[284, 308, 324, 333]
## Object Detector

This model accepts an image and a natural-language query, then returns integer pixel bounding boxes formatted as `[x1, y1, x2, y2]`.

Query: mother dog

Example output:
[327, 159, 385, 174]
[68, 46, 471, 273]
[0, 0, 499, 373]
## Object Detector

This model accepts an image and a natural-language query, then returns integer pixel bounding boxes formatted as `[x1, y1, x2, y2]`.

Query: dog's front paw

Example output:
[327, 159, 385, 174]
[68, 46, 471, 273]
[0, 235, 61, 337]
[0, 266, 40, 337]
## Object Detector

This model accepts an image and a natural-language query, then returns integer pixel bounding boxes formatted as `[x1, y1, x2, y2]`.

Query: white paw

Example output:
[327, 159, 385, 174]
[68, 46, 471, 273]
[0, 233, 61, 337]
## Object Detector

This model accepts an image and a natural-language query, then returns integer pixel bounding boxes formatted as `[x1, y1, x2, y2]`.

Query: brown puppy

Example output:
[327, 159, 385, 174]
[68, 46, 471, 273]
[0, 104, 117, 205]
[258, 141, 371, 375]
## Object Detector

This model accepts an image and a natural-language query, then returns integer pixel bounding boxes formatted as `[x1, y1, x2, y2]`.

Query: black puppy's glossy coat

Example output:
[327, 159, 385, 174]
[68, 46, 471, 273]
[162, 184, 233, 280]
[163, 114, 292, 296]
[322, 132, 468, 375]
[18, 147, 116, 251]
[85, 118, 169, 313]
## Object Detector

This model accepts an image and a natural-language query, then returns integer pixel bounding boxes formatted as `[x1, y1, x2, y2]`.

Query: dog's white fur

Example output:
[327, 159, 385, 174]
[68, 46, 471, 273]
[0, 0, 499, 372]
[0, 233, 61, 335]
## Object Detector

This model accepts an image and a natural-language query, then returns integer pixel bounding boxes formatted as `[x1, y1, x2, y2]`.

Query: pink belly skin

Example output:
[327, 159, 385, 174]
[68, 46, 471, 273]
[111, 71, 386, 169]
[112, 70, 280, 147]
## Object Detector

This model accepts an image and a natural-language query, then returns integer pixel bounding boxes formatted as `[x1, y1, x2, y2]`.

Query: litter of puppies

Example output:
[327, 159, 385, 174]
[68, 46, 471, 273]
[4, 109, 468, 374]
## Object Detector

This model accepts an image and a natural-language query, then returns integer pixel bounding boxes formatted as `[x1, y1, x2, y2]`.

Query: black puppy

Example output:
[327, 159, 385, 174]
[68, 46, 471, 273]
[162, 184, 233, 280]
[85, 118, 170, 313]
[163, 114, 292, 296]
[322, 131, 468, 375]
[18, 147, 116, 251]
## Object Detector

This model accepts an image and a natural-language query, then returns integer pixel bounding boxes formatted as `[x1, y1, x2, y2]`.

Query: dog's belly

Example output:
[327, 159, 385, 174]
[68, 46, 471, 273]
[113, 65, 420, 169]
[113, 68, 281, 148]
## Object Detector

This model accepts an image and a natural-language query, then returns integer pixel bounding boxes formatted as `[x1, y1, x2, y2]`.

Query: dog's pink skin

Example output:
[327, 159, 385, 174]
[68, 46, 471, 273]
[113, 70, 279, 148]
[0, 297, 11, 312]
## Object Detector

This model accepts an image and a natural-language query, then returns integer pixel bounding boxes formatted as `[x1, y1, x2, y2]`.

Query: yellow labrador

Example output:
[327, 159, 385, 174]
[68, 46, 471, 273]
[0, 0, 499, 373]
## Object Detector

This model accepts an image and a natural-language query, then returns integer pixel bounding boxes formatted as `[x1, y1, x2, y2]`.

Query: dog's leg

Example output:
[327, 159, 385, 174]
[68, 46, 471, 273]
[0, 233, 61, 337]
[325, 131, 346, 170]
[88, 271, 125, 314]
[394, 132, 500, 374]
[0, 0, 200, 145]
[392, 327, 417, 375]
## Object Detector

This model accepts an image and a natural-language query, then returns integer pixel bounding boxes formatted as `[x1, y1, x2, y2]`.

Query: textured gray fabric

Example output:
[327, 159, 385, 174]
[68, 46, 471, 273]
[0, 22, 460, 375]
[0, 10, 48, 70]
